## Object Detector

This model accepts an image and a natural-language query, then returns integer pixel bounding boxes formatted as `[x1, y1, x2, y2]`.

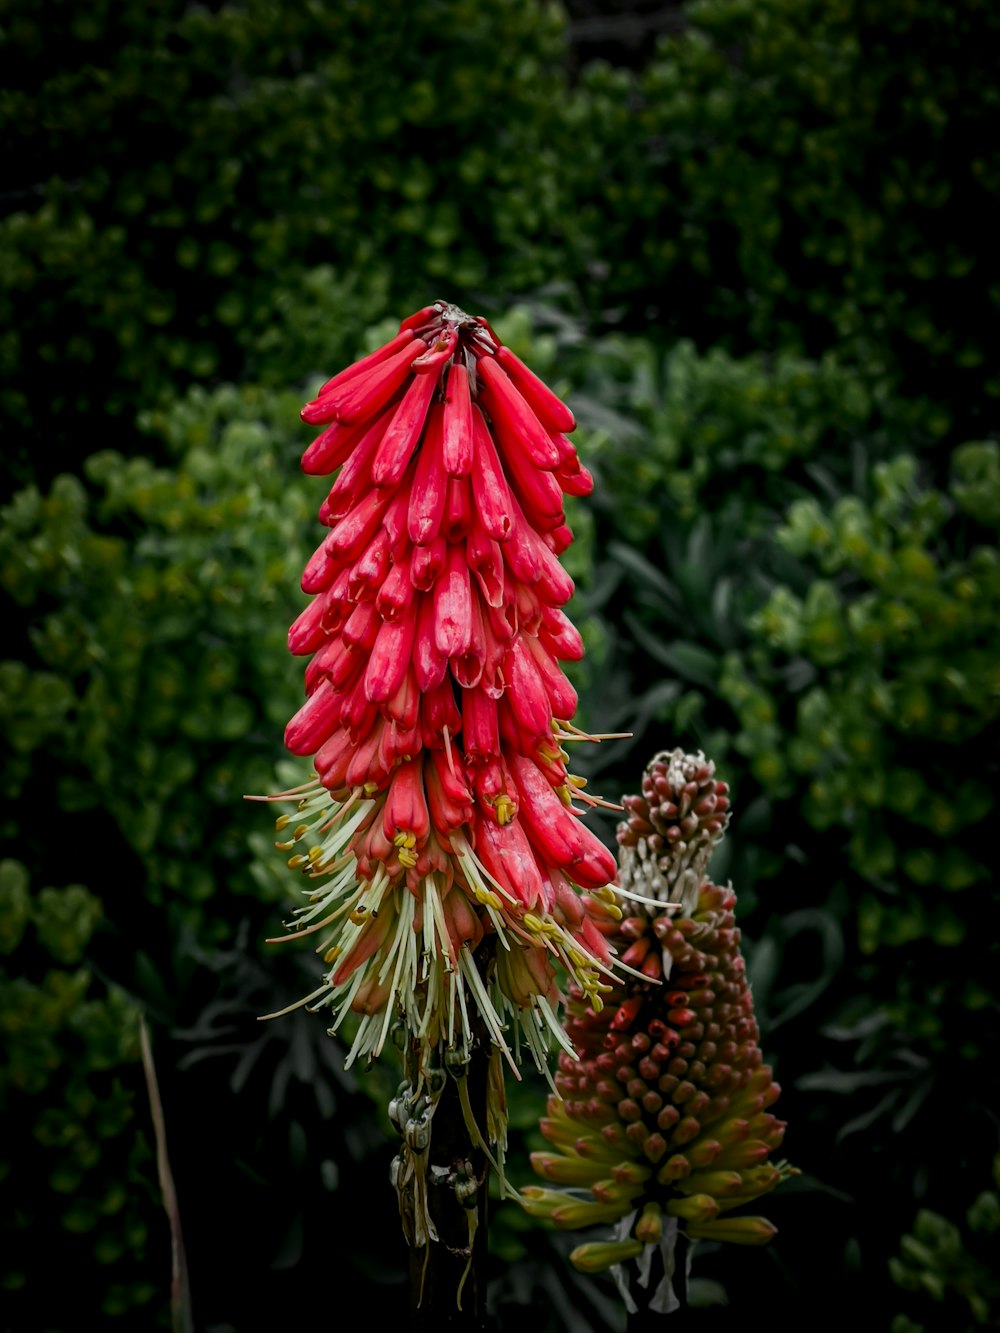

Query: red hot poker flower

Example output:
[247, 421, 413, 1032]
[259, 302, 617, 1103]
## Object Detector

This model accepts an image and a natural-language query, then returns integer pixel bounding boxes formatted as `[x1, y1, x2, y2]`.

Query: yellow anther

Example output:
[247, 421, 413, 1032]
[287, 854, 307, 870]
[307, 846, 323, 862]
[349, 907, 368, 925]
[398, 849, 418, 868]
[495, 795, 517, 826]
[568, 774, 587, 789]
[275, 814, 291, 832]
[363, 781, 380, 796]
[556, 785, 573, 807]
[275, 839, 294, 852]
[323, 946, 342, 964]
[393, 831, 417, 849]
[522, 913, 544, 934]
[293, 823, 310, 841]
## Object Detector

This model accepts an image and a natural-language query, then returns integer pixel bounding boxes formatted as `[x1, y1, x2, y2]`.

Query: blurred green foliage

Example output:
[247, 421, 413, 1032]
[1, 0, 997, 1328]
[891, 1147, 1000, 1330]
[0, 859, 164, 1324]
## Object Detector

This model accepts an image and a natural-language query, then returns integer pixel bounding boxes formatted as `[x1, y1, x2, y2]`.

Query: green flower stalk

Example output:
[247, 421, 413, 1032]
[524, 749, 795, 1315]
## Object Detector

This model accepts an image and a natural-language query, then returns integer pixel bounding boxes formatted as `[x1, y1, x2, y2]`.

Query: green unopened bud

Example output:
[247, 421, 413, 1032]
[592, 1177, 645, 1206]
[552, 1198, 632, 1228]
[667, 1193, 720, 1224]
[635, 1201, 663, 1245]
[687, 1139, 723, 1168]
[657, 1153, 692, 1184]
[675, 1169, 745, 1198]
[530, 1152, 607, 1186]
[714, 1139, 772, 1169]
[569, 1238, 645, 1273]
[684, 1216, 778, 1245]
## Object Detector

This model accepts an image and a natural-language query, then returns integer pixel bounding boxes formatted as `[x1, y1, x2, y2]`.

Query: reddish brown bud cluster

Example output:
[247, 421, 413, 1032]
[524, 750, 793, 1281]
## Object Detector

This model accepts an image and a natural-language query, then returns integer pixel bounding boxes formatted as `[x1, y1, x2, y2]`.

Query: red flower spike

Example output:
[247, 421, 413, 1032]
[264, 300, 615, 1196]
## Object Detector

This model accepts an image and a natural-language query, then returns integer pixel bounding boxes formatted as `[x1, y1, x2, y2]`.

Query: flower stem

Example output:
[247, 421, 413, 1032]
[400, 1015, 492, 1329]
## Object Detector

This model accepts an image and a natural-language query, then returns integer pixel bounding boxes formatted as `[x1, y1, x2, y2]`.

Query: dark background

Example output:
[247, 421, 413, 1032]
[2, 1, 998, 1329]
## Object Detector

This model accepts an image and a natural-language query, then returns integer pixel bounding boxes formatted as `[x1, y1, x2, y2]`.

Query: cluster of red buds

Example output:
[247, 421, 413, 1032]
[257, 302, 622, 1119]
[524, 750, 793, 1311]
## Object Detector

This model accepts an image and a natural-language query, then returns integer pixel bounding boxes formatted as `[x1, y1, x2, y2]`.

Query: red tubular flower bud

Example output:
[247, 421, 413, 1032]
[523, 631, 578, 719]
[413, 590, 449, 692]
[556, 463, 595, 498]
[476, 354, 562, 470]
[494, 345, 576, 435]
[411, 326, 458, 374]
[287, 574, 349, 655]
[314, 724, 354, 790]
[300, 530, 339, 595]
[539, 604, 585, 661]
[319, 403, 396, 520]
[375, 549, 415, 623]
[383, 756, 431, 844]
[443, 474, 473, 543]
[425, 747, 474, 835]
[433, 541, 473, 658]
[545, 523, 575, 555]
[302, 337, 420, 425]
[385, 663, 420, 729]
[285, 678, 340, 755]
[505, 638, 557, 743]
[467, 522, 505, 608]
[442, 886, 485, 952]
[508, 751, 616, 888]
[399, 304, 442, 332]
[420, 676, 463, 749]
[341, 672, 379, 743]
[470, 407, 514, 541]
[331, 906, 396, 986]
[463, 688, 500, 761]
[410, 536, 446, 595]
[498, 432, 567, 532]
[349, 527, 392, 601]
[474, 811, 545, 909]
[364, 614, 418, 706]
[442, 362, 474, 476]
[407, 402, 448, 545]
[342, 598, 379, 652]
[371, 369, 439, 488]
[316, 328, 416, 399]
[451, 587, 487, 690]
[301, 415, 370, 477]
[328, 487, 394, 564]
[501, 493, 544, 585]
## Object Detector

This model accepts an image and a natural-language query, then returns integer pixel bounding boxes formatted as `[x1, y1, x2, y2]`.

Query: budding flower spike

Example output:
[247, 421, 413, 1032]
[524, 749, 797, 1316]
[249, 301, 623, 1213]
